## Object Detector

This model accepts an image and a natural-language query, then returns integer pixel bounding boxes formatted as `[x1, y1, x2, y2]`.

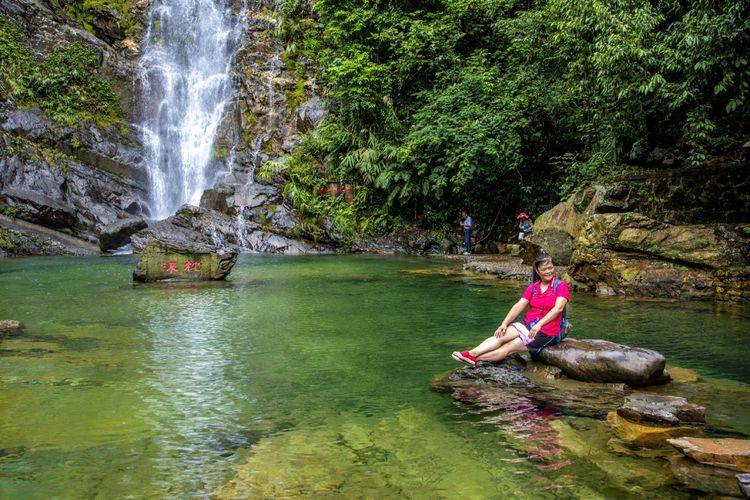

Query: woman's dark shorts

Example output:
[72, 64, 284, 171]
[525, 332, 562, 356]
[511, 320, 564, 356]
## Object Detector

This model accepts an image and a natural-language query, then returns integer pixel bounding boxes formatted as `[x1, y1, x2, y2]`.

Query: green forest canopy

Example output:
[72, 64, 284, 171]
[267, 0, 749, 242]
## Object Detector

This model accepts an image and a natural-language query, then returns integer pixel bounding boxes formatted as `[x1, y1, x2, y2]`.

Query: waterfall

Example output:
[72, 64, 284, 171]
[139, 0, 246, 220]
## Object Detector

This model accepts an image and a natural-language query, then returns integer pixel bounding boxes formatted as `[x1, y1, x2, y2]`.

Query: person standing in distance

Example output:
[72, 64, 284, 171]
[461, 210, 473, 255]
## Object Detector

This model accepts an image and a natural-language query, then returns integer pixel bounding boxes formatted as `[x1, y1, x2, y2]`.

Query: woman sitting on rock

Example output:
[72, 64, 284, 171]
[452, 253, 570, 367]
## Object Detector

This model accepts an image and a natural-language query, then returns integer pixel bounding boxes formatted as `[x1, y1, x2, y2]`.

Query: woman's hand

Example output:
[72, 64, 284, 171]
[528, 324, 541, 339]
[494, 324, 507, 338]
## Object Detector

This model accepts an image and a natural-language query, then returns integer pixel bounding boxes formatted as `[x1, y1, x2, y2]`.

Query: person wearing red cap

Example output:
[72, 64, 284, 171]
[517, 212, 532, 241]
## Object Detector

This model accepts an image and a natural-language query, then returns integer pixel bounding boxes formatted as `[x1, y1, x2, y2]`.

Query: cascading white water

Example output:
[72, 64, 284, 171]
[139, 0, 246, 220]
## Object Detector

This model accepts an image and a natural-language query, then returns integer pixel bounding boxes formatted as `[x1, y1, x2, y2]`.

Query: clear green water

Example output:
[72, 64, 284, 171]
[1, 255, 749, 498]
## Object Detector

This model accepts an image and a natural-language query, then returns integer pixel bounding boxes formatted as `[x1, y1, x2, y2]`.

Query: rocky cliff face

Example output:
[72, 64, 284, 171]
[0, 0, 150, 255]
[0, 0, 327, 257]
[530, 165, 750, 301]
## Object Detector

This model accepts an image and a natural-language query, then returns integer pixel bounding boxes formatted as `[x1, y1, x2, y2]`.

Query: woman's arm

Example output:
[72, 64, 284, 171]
[528, 297, 568, 338]
[494, 298, 529, 338]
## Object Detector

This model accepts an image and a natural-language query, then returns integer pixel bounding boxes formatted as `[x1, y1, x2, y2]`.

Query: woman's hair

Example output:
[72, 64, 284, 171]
[531, 253, 553, 282]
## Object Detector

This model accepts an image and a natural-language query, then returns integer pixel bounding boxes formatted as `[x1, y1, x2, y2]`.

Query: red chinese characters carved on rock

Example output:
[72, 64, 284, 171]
[183, 260, 201, 272]
[162, 261, 178, 273]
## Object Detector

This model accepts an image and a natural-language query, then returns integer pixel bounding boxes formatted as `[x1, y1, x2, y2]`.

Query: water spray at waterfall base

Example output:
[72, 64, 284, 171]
[139, 0, 247, 221]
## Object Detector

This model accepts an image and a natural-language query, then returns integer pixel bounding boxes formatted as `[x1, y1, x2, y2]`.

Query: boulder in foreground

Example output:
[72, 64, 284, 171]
[537, 339, 670, 387]
[133, 241, 237, 282]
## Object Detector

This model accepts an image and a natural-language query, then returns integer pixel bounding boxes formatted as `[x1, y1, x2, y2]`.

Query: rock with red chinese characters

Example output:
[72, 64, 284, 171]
[132, 241, 237, 282]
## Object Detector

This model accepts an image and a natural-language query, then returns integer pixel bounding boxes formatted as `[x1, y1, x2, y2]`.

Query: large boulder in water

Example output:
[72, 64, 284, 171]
[133, 241, 237, 282]
[536, 339, 670, 387]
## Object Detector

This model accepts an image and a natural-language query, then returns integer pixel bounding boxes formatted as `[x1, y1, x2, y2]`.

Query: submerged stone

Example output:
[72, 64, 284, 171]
[669, 455, 743, 497]
[537, 338, 670, 387]
[616, 393, 705, 426]
[668, 437, 750, 473]
[606, 412, 701, 448]
[215, 408, 527, 498]
[664, 364, 699, 384]
[551, 419, 676, 494]
[132, 241, 237, 282]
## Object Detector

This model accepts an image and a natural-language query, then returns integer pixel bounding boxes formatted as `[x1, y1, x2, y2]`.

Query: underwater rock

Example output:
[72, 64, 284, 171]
[616, 393, 705, 426]
[537, 339, 670, 387]
[667, 437, 750, 473]
[215, 408, 525, 498]
[606, 412, 701, 448]
[669, 455, 743, 497]
[0, 320, 23, 337]
[664, 364, 699, 383]
[132, 241, 237, 282]
[98, 217, 147, 251]
[552, 419, 677, 494]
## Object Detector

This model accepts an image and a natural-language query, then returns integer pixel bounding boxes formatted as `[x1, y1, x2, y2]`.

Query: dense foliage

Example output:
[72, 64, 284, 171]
[49, 0, 140, 39]
[0, 14, 122, 126]
[268, 0, 749, 241]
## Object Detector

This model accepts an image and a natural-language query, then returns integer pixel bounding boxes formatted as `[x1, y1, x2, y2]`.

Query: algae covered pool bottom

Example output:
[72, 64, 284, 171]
[1, 255, 749, 498]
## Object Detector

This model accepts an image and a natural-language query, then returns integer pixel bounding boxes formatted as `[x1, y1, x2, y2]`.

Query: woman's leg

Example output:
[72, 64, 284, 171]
[470, 327, 520, 357]
[477, 337, 527, 362]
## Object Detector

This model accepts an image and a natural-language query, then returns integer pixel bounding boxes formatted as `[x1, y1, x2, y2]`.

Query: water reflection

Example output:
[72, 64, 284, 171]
[139, 284, 247, 494]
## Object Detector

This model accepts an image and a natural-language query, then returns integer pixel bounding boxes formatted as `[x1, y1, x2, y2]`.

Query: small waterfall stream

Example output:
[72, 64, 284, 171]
[139, 0, 246, 220]
[234, 5, 283, 251]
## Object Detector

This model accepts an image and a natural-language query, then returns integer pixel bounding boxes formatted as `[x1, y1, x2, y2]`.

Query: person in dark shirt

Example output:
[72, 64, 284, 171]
[461, 211, 473, 255]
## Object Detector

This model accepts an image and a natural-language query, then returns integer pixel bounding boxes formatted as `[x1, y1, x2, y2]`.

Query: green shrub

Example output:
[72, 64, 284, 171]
[0, 14, 122, 125]
[273, 0, 750, 237]
[49, 0, 140, 38]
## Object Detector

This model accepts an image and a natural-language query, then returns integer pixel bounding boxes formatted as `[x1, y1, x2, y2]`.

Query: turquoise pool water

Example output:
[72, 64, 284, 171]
[0, 255, 748, 498]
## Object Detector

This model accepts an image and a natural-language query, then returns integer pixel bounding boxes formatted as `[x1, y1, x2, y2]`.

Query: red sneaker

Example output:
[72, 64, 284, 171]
[451, 350, 478, 367]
